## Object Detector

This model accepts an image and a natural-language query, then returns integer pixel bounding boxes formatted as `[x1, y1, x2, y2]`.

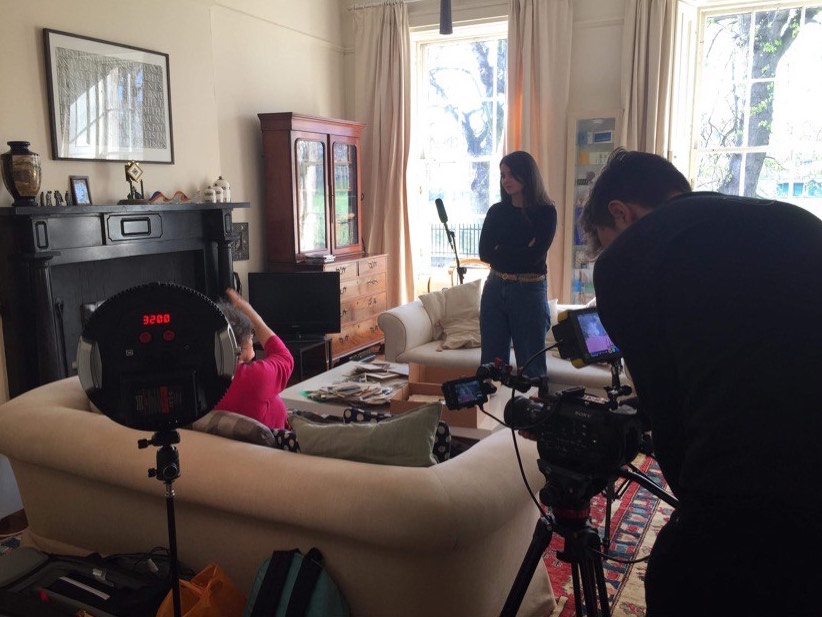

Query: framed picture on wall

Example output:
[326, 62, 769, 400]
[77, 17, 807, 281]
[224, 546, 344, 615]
[69, 175, 92, 205]
[43, 29, 174, 164]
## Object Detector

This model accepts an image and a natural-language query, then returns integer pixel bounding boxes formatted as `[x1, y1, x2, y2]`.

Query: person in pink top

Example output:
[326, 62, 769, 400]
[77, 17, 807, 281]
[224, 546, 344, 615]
[216, 288, 294, 429]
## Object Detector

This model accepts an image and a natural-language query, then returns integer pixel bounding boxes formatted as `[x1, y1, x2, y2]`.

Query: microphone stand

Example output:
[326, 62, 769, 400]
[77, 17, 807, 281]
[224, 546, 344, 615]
[442, 220, 465, 285]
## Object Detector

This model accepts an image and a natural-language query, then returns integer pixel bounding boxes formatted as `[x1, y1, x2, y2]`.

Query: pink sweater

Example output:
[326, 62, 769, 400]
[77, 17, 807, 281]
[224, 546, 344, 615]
[215, 335, 294, 429]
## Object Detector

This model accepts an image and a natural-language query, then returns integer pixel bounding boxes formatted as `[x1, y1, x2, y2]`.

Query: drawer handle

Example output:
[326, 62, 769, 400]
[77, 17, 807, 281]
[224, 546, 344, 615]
[341, 308, 348, 317]
[370, 325, 380, 333]
[368, 260, 377, 268]
[338, 334, 350, 343]
[337, 266, 347, 274]
[340, 286, 347, 295]
[367, 298, 375, 306]
[367, 278, 378, 285]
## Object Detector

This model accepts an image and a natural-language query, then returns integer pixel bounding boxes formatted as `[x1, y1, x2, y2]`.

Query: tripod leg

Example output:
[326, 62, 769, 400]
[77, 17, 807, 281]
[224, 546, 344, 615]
[499, 514, 554, 617]
[570, 563, 584, 617]
[165, 482, 182, 617]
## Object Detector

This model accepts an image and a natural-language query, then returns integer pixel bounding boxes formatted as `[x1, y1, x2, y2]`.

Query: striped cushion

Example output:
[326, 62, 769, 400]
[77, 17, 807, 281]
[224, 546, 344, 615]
[191, 410, 276, 447]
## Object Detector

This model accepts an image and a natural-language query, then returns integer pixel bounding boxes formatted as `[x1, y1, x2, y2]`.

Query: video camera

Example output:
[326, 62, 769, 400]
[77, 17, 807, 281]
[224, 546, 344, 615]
[441, 307, 642, 498]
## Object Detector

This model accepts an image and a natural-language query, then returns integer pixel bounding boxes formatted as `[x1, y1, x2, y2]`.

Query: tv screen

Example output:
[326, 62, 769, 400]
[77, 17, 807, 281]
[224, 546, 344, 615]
[248, 271, 341, 339]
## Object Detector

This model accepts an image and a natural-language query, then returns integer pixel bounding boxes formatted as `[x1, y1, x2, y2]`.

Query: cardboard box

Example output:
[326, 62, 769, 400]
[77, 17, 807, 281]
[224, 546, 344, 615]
[390, 382, 484, 429]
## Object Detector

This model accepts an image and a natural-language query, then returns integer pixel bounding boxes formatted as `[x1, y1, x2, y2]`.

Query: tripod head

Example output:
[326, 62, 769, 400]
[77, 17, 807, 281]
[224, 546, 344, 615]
[139, 430, 182, 484]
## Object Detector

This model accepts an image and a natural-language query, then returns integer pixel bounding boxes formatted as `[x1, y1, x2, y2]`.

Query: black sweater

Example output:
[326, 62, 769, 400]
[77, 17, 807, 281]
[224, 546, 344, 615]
[594, 192, 822, 515]
[478, 201, 557, 275]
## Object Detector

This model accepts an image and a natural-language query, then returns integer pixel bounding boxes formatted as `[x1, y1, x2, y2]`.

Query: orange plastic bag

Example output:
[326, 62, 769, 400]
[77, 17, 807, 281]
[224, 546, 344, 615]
[156, 563, 247, 617]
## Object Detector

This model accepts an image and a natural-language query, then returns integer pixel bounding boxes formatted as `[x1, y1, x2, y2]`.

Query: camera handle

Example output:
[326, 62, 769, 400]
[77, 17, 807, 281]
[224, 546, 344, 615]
[604, 359, 632, 409]
[138, 430, 183, 617]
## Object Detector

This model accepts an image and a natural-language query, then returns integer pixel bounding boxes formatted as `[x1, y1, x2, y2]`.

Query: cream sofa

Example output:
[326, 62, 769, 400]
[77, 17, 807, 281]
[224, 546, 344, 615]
[0, 377, 555, 617]
[378, 299, 621, 393]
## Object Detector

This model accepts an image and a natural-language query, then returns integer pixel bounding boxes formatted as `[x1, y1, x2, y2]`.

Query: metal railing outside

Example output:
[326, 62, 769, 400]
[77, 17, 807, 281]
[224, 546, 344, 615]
[430, 223, 482, 267]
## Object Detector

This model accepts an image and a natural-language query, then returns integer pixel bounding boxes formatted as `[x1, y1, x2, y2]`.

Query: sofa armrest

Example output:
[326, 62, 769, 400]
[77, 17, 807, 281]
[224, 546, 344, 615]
[378, 300, 435, 362]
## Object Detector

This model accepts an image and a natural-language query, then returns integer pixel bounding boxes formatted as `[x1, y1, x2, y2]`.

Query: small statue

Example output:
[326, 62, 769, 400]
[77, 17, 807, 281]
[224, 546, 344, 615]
[54, 190, 64, 206]
[123, 161, 146, 202]
[45, 191, 52, 207]
[65, 190, 73, 206]
[39, 191, 45, 206]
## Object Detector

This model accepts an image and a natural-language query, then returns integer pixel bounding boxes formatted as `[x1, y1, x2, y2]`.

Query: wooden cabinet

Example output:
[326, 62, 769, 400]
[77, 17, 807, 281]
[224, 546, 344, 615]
[298, 254, 387, 361]
[258, 112, 365, 264]
[258, 112, 385, 362]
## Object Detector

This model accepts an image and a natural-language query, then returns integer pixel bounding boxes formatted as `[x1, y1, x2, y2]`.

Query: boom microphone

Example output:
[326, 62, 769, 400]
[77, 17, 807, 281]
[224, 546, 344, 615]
[435, 198, 448, 224]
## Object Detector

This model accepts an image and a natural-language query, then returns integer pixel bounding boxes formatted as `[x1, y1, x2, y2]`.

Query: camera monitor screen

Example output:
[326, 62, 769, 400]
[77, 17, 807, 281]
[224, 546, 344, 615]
[552, 307, 621, 366]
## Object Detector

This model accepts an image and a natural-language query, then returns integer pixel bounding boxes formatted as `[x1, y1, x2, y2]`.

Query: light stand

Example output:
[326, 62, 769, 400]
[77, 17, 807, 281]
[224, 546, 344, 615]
[139, 430, 184, 617]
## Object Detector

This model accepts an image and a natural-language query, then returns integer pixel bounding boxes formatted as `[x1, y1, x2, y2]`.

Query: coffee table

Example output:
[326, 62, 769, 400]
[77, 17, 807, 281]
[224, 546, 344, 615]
[279, 361, 535, 440]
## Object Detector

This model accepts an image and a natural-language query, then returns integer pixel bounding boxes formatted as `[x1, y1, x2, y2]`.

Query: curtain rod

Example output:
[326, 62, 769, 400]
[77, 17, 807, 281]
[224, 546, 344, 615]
[348, 0, 422, 10]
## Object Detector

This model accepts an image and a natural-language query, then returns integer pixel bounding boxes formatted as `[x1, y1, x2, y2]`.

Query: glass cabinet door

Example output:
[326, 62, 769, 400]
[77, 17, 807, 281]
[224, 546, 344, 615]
[295, 138, 328, 255]
[564, 111, 621, 304]
[331, 140, 360, 253]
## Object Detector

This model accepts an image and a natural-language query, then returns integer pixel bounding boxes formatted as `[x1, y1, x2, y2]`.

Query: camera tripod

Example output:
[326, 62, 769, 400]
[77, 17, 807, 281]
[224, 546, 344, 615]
[499, 461, 677, 617]
[138, 429, 184, 617]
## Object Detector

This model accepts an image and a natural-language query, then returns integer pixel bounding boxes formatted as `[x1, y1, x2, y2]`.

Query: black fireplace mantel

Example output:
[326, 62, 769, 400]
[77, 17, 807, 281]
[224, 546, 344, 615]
[0, 201, 250, 398]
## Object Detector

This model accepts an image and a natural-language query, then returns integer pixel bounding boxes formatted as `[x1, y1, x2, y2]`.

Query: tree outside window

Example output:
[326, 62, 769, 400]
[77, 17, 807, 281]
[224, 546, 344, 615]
[692, 3, 822, 218]
[411, 24, 507, 276]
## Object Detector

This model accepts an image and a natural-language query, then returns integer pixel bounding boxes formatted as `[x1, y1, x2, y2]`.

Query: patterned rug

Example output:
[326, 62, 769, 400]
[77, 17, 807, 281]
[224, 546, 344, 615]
[544, 455, 674, 617]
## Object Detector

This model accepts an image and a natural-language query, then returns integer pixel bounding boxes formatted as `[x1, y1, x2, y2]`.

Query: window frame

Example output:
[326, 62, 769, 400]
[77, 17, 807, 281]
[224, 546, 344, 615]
[674, 0, 822, 212]
[408, 21, 508, 277]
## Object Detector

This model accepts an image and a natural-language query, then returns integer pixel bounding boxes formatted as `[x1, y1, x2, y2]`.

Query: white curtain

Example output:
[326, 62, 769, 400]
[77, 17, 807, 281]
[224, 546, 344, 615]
[352, 1, 415, 306]
[506, 0, 574, 301]
[621, 0, 677, 154]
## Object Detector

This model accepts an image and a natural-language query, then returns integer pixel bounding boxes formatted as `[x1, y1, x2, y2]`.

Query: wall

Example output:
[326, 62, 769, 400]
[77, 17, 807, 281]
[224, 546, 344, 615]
[0, 0, 348, 403]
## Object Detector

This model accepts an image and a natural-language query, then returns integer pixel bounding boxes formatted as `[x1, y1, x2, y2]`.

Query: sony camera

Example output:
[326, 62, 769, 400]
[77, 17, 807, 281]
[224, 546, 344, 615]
[441, 307, 642, 481]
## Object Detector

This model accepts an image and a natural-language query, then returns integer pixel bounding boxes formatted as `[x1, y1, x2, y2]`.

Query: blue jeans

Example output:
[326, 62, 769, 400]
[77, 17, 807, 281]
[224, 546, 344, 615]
[480, 275, 549, 378]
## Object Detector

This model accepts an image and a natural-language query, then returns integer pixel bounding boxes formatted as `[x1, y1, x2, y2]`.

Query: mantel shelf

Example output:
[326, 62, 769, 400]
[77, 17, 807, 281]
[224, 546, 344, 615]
[0, 202, 250, 216]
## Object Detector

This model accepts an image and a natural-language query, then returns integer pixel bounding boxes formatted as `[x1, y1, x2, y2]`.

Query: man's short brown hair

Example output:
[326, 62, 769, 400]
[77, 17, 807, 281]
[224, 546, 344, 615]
[579, 148, 691, 256]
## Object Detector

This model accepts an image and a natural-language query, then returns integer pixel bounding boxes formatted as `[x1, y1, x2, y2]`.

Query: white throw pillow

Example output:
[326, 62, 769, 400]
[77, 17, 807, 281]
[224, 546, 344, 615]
[439, 316, 482, 350]
[546, 298, 560, 343]
[419, 279, 482, 341]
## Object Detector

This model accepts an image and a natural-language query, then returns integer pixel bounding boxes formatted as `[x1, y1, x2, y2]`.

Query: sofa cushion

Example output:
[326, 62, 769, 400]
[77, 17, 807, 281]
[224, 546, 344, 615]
[191, 410, 277, 447]
[272, 428, 301, 452]
[439, 316, 482, 350]
[343, 407, 452, 462]
[288, 403, 442, 467]
[419, 279, 482, 341]
[546, 298, 560, 342]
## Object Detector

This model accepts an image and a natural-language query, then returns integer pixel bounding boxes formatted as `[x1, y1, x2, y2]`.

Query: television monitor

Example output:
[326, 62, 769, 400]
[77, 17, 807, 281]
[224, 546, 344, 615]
[248, 271, 341, 340]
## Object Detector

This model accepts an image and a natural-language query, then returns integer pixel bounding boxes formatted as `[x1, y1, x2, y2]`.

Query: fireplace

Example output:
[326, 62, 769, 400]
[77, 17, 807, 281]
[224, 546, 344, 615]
[0, 202, 249, 398]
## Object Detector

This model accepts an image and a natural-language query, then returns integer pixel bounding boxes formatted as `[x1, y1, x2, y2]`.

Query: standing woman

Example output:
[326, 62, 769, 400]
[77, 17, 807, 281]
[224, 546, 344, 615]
[479, 151, 557, 377]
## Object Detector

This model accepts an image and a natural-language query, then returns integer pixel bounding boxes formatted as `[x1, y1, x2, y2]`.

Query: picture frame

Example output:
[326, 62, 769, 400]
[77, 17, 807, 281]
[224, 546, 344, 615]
[43, 29, 174, 164]
[69, 175, 92, 205]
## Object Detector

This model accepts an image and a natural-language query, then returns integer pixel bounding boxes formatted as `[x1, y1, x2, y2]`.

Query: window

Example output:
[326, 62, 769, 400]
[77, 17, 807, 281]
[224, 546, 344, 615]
[683, 2, 822, 218]
[409, 23, 507, 276]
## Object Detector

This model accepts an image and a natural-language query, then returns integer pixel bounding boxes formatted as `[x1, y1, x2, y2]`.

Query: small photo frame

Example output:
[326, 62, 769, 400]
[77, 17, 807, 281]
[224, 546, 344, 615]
[70, 175, 92, 205]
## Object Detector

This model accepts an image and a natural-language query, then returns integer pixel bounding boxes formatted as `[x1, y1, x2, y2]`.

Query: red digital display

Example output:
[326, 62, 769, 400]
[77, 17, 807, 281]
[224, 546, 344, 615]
[142, 313, 172, 326]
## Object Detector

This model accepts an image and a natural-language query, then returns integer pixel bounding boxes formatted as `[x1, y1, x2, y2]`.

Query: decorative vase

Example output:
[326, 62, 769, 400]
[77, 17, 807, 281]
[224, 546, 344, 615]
[214, 175, 231, 202]
[1, 141, 41, 207]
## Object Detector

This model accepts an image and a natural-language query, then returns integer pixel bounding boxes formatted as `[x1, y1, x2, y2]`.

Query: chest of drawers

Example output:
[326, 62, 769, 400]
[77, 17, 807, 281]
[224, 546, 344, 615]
[304, 254, 387, 361]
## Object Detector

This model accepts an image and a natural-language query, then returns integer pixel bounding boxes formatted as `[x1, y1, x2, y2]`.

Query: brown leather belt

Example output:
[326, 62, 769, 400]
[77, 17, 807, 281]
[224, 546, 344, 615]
[489, 269, 546, 282]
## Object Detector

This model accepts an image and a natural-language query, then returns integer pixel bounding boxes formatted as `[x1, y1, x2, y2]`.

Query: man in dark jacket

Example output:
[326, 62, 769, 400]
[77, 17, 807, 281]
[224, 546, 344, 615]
[579, 148, 822, 617]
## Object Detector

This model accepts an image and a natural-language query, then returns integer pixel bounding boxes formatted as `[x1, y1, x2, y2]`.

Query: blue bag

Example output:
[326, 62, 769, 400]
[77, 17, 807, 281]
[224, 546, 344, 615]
[242, 548, 349, 617]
